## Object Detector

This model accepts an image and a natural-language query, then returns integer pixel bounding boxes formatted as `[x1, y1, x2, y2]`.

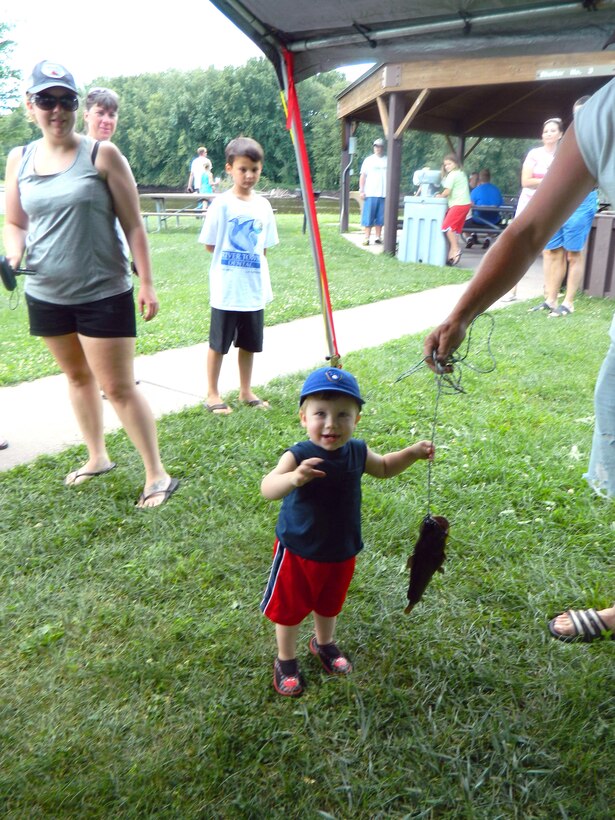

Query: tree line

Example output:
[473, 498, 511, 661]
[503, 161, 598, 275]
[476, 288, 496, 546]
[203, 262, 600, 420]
[1, 50, 533, 195]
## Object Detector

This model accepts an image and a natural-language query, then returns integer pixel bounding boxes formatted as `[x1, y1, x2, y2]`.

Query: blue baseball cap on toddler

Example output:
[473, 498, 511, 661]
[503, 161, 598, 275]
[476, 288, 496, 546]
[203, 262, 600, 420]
[300, 367, 365, 407]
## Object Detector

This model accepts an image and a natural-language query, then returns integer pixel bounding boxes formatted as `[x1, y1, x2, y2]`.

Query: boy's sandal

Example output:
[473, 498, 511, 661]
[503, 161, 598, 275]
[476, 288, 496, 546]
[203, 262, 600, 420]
[308, 636, 352, 675]
[273, 658, 304, 697]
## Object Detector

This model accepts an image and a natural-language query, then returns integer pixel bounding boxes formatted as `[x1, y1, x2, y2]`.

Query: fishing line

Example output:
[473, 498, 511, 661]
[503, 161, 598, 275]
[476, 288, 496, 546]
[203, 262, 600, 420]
[396, 313, 497, 516]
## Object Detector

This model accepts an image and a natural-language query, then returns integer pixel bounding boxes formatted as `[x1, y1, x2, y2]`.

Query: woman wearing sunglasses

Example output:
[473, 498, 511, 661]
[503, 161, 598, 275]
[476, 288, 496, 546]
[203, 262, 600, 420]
[3, 61, 178, 508]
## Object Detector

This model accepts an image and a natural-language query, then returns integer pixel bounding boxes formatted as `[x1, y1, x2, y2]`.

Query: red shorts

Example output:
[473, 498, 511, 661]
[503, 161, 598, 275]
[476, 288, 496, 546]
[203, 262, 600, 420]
[260, 540, 356, 626]
[442, 204, 471, 235]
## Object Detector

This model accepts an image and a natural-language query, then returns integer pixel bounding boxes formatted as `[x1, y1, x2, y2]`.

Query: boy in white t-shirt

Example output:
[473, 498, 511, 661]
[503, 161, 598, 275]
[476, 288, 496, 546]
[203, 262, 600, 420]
[199, 137, 279, 415]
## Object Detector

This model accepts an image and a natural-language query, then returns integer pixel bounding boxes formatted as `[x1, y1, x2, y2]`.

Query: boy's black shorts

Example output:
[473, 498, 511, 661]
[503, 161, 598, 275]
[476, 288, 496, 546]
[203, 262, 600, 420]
[209, 308, 264, 354]
[26, 289, 137, 338]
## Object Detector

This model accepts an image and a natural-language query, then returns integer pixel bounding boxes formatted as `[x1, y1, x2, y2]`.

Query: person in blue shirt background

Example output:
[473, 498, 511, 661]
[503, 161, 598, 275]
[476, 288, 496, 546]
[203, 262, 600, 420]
[470, 169, 503, 225]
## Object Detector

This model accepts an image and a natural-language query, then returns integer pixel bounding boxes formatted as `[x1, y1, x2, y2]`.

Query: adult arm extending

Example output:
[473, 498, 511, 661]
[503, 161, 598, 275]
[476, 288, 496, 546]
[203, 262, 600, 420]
[424, 126, 596, 368]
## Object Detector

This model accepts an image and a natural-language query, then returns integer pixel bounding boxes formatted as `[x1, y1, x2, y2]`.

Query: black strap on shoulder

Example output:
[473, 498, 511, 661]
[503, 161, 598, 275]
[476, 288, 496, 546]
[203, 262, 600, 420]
[91, 140, 100, 164]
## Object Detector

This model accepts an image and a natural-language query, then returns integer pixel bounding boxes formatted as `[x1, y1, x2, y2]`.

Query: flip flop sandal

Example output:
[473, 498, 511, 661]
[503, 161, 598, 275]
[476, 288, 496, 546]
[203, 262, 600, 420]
[548, 608, 614, 643]
[204, 402, 233, 415]
[65, 462, 117, 486]
[244, 399, 270, 409]
[136, 477, 180, 509]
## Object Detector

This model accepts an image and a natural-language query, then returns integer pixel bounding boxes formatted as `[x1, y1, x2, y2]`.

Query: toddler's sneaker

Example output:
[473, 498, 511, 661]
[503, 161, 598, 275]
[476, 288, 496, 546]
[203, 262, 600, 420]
[308, 636, 352, 675]
[273, 657, 304, 697]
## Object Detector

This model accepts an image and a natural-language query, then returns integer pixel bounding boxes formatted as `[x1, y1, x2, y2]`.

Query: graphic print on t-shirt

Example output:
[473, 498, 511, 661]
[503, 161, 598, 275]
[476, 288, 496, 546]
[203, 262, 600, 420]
[222, 216, 263, 268]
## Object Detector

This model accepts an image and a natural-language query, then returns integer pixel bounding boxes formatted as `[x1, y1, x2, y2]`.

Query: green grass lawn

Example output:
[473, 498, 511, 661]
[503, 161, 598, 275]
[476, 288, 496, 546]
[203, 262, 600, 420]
[0, 214, 471, 385]
[0, 295, 614, 817]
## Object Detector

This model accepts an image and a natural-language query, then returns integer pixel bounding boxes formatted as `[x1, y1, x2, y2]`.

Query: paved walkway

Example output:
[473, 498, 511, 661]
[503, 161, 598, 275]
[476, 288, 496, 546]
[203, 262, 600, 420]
[0, 240, 543, 472]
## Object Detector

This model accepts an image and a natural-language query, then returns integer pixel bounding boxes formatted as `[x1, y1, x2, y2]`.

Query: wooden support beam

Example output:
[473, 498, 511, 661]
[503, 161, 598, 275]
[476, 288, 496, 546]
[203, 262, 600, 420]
[463, 137, 484, 160]
[465, 85, 546, 133]
[394, 88, 430, 140]
[376, 95, 389, 134]
[383, 92, 404, 257]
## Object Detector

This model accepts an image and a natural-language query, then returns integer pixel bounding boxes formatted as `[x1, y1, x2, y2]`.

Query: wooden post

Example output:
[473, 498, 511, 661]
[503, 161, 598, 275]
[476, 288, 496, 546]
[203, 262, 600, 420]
[383, 92, 404, 256]
[339, 118, 352, 233]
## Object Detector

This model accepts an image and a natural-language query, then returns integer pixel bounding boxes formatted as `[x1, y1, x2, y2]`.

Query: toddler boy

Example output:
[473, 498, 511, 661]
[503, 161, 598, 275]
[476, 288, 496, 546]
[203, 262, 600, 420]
[199, 137, 278, 414]
[260, 366, 434, 696]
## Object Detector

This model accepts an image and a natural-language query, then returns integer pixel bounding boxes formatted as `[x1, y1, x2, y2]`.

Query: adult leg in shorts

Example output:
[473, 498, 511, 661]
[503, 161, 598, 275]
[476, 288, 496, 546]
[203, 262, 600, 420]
[544, 193, 597, 311]
[28, 290, 169, 493]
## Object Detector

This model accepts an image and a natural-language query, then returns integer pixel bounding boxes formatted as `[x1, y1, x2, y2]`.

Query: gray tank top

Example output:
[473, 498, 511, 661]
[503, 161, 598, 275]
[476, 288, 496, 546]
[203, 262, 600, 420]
[18, 136, 130, 305]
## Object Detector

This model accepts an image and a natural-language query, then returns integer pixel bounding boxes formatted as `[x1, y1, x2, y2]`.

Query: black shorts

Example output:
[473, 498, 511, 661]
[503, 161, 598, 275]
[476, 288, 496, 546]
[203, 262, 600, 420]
[209, 308, 264, 354]
[26, 289, 137, 338]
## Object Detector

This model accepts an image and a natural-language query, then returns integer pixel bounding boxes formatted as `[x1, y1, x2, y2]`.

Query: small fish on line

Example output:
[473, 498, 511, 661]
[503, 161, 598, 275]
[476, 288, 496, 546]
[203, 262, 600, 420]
[404, 514, 449, 614]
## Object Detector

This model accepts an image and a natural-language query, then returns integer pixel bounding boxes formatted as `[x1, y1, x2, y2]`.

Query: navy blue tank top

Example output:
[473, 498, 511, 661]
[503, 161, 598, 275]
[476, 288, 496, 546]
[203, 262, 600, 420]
[275, 438, 367, 562]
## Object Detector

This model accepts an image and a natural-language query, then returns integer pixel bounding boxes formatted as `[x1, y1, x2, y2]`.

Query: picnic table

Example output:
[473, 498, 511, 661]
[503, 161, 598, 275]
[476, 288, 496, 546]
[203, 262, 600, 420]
[463, 203, 516, 248]
[139, 192, 218, 232]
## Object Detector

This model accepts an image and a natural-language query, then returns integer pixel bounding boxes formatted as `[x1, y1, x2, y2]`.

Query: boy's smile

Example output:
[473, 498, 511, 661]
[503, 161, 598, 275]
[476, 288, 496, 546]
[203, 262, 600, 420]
[300, 395, 360, 451]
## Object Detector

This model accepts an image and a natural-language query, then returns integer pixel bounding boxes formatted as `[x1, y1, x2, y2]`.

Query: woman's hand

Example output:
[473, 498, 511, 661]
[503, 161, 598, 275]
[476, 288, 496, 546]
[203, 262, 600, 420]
[137, 283, 159, 321]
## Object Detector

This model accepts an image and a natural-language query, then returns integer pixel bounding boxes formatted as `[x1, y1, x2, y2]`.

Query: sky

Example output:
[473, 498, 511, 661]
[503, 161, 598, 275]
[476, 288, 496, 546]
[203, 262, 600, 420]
[2, 0, 372, 90]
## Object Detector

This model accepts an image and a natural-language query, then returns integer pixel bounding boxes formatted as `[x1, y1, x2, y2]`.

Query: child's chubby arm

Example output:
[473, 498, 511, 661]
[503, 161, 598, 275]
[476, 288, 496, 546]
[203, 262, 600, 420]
[261, 451, 326, 500]
[364, 440, 434, 479]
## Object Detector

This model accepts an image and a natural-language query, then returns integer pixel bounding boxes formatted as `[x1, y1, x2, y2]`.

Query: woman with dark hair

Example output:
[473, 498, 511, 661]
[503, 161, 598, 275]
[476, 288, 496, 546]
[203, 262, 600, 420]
[505, 117, 564, 301]
[83, 87, 120, 141]
[3, 61, 178, 508]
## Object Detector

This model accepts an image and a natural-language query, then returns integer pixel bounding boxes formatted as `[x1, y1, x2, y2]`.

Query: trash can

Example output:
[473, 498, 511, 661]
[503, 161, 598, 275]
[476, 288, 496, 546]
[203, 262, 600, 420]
[398, 196, 447, 266]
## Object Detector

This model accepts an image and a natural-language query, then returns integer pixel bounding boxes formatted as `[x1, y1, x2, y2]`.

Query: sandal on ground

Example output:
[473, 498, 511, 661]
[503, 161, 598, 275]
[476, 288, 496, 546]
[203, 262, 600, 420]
[528, 301, 554, 312]
[243, 399, 270, 409]
[547, 305, 573, 317]
[273, 658, 304, 696]
[65, 462, 116, 486]
[446, 252, 461, 267]
[135, 477, 180, 509]
[0, 439, 8, 450]
[308, 636, 352, 674]
[204, 402, 233, 415]
[548, 608, 615, 643]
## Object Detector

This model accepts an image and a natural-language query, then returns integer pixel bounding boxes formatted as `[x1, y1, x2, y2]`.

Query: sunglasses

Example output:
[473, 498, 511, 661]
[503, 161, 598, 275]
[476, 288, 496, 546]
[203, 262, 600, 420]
[32, 92, 79, 112]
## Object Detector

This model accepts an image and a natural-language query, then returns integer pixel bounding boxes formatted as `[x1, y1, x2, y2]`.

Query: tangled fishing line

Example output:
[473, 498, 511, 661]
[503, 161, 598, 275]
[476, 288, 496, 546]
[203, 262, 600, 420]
[396, 312, 497, 515]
